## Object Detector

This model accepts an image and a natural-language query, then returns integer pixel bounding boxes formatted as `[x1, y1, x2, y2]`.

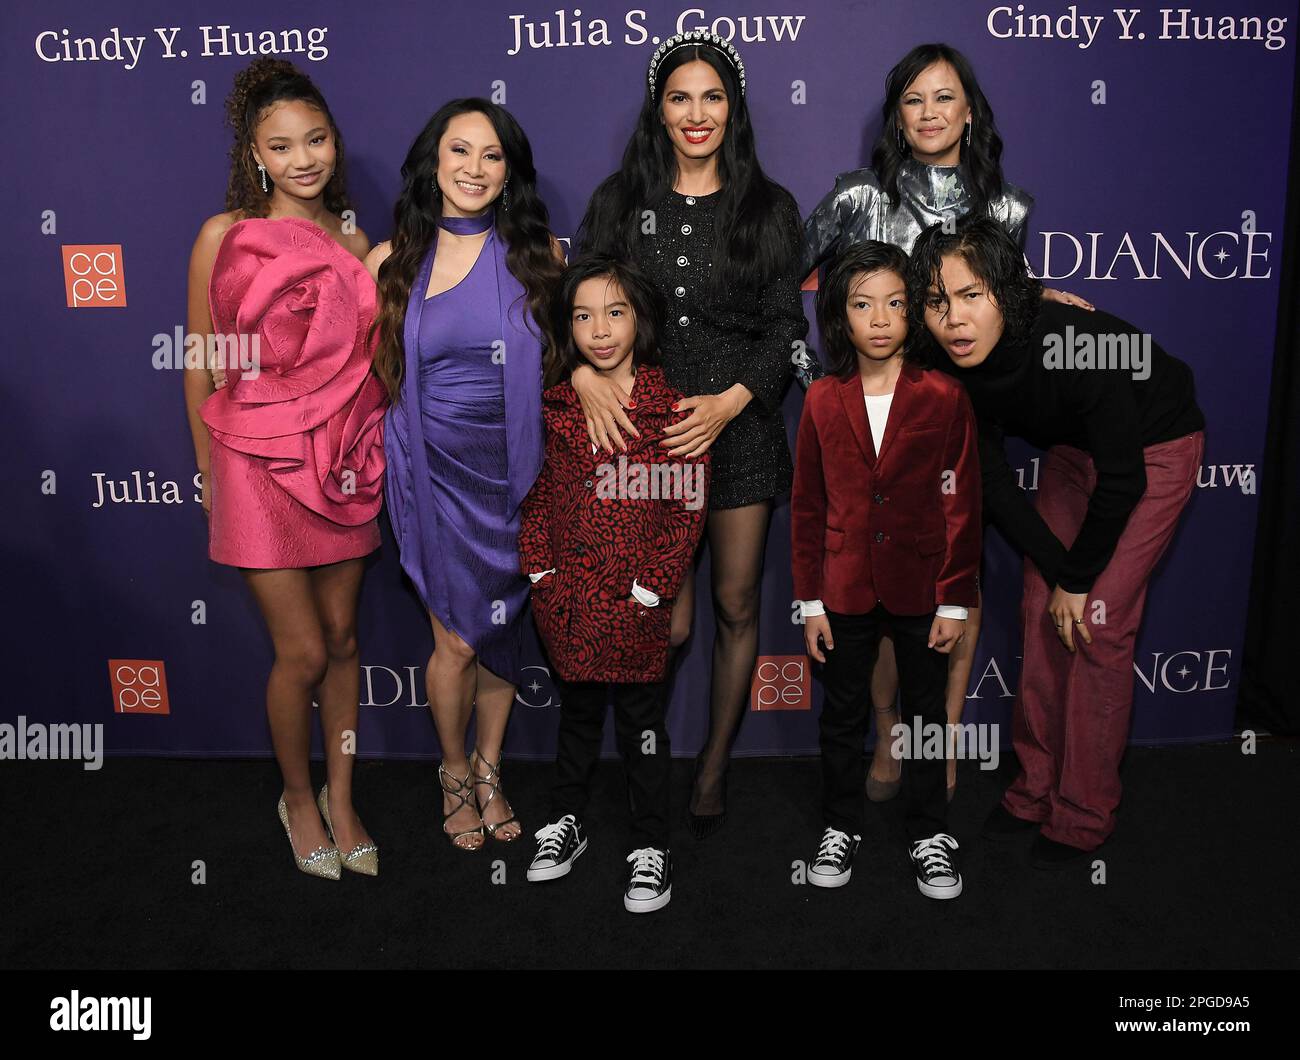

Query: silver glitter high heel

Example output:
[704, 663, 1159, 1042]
[316, 785, 379, 876]
[277, 795, 341, 880]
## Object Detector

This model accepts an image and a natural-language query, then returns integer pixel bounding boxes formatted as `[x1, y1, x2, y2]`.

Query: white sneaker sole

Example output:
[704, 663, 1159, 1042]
[916, 874, 963, 899]
[808, 866, 852, 888]
[526, 838, 586, 882]
[624, 884, 672, 913]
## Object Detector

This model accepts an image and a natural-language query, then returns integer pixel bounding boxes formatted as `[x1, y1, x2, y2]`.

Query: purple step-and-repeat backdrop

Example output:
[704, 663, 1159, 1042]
[4, 2, 1292, 760]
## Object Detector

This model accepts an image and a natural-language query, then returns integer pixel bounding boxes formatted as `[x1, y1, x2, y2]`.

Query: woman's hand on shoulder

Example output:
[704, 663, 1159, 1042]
[571, 362, 638, 453]
[364, 240, 392, 284]
[1042, 286, 1095, 311]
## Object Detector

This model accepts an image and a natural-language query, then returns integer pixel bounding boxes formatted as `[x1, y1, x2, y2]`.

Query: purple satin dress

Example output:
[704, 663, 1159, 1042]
[384, 211, 542, 682]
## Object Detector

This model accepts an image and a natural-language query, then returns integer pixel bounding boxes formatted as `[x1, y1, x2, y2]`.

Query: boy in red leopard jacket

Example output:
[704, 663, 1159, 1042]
[520, 255, 709, 914]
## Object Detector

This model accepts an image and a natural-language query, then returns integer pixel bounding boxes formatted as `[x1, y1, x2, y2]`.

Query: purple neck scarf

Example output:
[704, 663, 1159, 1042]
[399, 207, 544, 543]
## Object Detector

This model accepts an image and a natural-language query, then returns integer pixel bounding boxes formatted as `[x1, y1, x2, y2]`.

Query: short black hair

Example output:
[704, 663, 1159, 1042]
[815, 240, 914, 378]
[908, 213, 1042, 364]
[546, 254, 665, 388]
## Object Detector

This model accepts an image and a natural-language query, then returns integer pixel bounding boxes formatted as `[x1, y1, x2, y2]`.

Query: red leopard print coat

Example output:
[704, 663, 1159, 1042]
[519, 364, 710, 682]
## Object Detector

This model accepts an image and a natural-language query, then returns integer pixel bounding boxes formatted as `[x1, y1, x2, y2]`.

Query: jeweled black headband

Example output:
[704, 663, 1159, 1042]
[647, 30, 747, 99]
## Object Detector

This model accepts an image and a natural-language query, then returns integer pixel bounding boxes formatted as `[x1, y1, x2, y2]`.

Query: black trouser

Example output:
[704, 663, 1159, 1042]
[820, 606, 949, 843]
[550, 676, 671, 849]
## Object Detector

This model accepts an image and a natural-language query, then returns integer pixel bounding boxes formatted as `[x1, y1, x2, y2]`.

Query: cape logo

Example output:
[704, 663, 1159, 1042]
[751, 655, 810, 711]
[63, 244, 125, 307]
[109, 660, 170, 715]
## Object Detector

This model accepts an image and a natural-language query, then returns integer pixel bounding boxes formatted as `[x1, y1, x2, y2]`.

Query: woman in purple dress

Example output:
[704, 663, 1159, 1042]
[367, 100, 564, 849]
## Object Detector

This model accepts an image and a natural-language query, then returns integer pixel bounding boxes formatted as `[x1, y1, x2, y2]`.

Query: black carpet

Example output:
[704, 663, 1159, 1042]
[3, 741, 1296, 969]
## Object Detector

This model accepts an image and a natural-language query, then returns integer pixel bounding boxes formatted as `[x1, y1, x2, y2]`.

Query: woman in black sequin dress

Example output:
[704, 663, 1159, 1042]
[571, 30, 808, 837]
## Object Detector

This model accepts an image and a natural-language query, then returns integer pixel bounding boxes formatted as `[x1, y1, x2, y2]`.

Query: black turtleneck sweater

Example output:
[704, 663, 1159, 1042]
[940, 301, 1204, 593]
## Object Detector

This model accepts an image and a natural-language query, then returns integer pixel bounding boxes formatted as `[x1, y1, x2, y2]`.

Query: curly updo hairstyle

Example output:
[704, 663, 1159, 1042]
[222, 57, 352, 219]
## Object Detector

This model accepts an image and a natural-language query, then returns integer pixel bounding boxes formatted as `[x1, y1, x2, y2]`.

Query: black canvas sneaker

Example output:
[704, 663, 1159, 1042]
[526, 814, 587, 882]
[909, 832, 963, 899]
[809, 826, 862, 888]
[624, 847, 672, 912]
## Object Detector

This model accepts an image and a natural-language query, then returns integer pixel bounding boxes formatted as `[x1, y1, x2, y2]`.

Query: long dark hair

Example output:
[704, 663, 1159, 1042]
[816, 241, 915, 379]
[908, 214, 1043, 362]
[871, 43, 1006, 219]
[371, 99, 563, 402]
[223, 57, 352, 219]
[546, 254, 664, 389]
[576, 44, 799, 294]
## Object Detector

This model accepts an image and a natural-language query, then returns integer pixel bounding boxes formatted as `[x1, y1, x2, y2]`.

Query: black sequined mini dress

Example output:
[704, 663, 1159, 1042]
[635, 189, 808, 510]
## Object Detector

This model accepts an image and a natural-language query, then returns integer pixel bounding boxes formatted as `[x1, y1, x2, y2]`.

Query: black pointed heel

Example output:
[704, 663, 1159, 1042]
[686, 754, 727, 840]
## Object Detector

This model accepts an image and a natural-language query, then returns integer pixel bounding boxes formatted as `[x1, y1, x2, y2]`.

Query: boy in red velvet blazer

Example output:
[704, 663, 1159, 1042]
[792, 241, 980, 898]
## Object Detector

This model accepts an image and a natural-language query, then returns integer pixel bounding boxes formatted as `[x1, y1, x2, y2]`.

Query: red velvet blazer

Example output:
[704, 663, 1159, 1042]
[791, 362, 981, 616]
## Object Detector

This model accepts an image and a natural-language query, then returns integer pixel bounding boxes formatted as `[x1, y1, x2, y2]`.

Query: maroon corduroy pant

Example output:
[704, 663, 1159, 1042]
[1002, 430, 1205, 850]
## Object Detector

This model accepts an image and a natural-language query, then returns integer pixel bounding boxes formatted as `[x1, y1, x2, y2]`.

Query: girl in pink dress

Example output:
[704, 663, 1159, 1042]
[183, 59, 386, 879]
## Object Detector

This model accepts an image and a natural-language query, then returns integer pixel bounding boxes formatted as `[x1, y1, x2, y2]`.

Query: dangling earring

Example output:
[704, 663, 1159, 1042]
[258, 163, 269, 194]
[896, 125, 907, 155]
[501, 180, 510, 211]
[430, 174, 442, 198]
[963, 120, 972, 148]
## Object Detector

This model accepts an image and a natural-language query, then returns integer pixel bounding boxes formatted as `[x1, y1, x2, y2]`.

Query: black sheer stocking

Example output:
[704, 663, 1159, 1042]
[688, 499, 773, 820]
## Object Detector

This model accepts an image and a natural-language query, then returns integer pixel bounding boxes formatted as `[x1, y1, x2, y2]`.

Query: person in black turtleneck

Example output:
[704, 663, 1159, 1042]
[910, 215, 1205, 867]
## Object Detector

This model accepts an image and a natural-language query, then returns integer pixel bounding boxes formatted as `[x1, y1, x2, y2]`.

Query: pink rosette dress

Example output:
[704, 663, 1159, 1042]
[201, 217, 387, 568]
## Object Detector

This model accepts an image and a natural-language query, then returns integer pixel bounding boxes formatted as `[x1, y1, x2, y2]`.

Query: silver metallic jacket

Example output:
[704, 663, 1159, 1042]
[800, 160, 1034, 277]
